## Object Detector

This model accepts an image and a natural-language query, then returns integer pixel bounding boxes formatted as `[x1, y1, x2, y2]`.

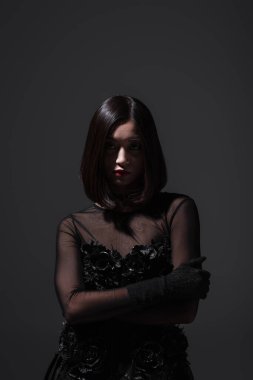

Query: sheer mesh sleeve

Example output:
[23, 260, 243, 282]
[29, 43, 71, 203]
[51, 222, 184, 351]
[167, 196, 201, 319]
[113, 196, 203, 325]
[169, 197, 201, 269]
[54, 218, 140, 325]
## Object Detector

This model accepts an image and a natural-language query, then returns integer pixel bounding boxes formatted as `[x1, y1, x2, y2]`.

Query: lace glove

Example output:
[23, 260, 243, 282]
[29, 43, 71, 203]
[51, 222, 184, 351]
[126, 256, 211, 308]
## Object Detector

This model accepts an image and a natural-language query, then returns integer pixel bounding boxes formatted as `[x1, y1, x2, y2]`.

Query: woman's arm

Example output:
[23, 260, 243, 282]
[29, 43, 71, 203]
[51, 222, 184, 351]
[112, 300, 199, 325]
[114, 197, 202, 325]
[54, 217, 144, 325]
[55, 198, 203, 325]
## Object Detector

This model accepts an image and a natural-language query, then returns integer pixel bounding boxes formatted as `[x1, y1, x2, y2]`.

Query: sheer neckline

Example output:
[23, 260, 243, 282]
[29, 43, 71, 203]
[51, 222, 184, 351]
[93, 202, 142, 213]
[92, 192, 162, 214]
[80, 235, 171, 260]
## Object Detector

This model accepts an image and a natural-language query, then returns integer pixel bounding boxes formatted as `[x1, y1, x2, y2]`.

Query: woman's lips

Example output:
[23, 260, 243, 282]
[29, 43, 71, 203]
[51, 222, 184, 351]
[114, 170, 130, 176]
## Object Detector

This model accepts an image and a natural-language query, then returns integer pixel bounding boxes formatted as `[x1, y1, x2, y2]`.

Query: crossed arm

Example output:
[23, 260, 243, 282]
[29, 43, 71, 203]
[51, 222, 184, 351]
[113, 198, 201, 324]
[54, 198, 201, 325]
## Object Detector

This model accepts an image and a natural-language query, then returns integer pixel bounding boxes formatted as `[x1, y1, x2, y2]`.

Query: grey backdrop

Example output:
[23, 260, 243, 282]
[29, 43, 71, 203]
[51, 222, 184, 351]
[1, 1, 252, 379]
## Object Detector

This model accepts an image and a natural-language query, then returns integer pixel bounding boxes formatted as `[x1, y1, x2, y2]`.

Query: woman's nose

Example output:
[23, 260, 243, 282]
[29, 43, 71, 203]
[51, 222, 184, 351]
[116, 147, 128, 165]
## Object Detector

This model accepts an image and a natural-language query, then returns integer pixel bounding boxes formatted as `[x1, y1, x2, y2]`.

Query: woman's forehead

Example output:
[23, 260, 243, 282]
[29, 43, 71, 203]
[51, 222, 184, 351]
[108, 121, 140, 139]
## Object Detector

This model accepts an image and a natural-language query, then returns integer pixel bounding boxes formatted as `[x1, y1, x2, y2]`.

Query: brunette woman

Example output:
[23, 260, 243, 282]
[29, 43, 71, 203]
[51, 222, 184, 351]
[44, 95, 210, 380]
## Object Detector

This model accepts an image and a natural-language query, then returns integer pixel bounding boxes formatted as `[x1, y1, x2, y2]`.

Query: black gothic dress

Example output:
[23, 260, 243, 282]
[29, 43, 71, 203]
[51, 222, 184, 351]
[44, 192, 201, 380]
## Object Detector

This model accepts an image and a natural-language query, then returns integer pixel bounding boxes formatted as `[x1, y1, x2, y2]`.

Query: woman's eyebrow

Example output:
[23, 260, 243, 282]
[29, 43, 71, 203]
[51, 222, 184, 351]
[106, 136, 141, 141]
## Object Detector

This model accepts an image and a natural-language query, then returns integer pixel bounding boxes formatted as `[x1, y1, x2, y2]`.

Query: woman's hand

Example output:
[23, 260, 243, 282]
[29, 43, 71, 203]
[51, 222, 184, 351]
[164, 256, 211, 300]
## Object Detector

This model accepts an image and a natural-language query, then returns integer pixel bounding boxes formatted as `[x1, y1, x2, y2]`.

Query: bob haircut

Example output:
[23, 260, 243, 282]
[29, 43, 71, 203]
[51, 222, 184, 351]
[80, 95, 167, 210]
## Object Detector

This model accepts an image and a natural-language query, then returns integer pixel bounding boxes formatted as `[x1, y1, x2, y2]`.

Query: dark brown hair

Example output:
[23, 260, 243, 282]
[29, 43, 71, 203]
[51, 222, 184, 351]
[80, 95, 167, 210]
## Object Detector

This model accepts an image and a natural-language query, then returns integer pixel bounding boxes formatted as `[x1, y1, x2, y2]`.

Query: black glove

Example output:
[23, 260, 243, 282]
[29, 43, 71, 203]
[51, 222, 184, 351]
[126, 256, 211, 308]
[164, 256, 210, 300]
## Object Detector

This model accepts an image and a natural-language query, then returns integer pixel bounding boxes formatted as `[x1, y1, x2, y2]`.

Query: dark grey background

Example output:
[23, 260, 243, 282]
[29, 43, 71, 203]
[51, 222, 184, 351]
[1, 1, 252, 379]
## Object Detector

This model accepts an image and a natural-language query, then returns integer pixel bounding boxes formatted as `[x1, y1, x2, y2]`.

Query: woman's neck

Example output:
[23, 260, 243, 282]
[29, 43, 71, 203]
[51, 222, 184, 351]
[109, 180, 144, 200]
[94, 186, 145, 212]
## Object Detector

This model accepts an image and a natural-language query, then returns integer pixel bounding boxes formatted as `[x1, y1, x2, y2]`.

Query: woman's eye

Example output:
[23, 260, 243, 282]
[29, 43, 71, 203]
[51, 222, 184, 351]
[129, 142, 141, 150]
[105, 142, 117, 150]
[104, 141, 142, 151]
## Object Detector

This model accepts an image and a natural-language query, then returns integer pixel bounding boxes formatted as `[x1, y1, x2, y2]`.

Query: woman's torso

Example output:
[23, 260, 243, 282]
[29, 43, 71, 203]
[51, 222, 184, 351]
[45, 191, 195, 380]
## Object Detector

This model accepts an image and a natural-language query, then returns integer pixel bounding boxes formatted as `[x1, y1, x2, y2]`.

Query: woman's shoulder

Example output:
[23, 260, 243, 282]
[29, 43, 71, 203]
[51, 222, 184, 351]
[159, 191, 198, 226]
[56, 203, 98, 228]
[159, 190, 195, 208]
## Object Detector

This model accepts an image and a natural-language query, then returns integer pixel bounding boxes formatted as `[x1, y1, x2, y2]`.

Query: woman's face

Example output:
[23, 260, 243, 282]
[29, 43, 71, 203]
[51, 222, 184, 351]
[103, 120, 145, 194]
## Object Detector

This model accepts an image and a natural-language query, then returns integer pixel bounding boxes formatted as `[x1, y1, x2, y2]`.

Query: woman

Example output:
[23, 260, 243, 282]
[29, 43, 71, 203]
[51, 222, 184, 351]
[44, 95, 210, 380]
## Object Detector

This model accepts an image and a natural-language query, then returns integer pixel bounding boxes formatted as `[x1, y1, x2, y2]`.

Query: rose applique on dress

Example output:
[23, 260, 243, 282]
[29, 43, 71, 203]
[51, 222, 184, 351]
[121, 238, 173, 285]
[80, 237, 173, 290]
[58, 321, 78, 360]
[80, 241, 124, 290]
[134, 341, 165, 375]
[67, 336, 109, 380]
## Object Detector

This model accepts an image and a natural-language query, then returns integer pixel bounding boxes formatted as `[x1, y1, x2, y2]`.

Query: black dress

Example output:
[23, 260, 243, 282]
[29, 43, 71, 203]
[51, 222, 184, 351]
[44, 192, 201, 380]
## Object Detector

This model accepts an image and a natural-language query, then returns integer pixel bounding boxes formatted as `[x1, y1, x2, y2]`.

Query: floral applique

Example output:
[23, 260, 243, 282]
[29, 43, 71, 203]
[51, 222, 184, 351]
[79, 236, 173, 290]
